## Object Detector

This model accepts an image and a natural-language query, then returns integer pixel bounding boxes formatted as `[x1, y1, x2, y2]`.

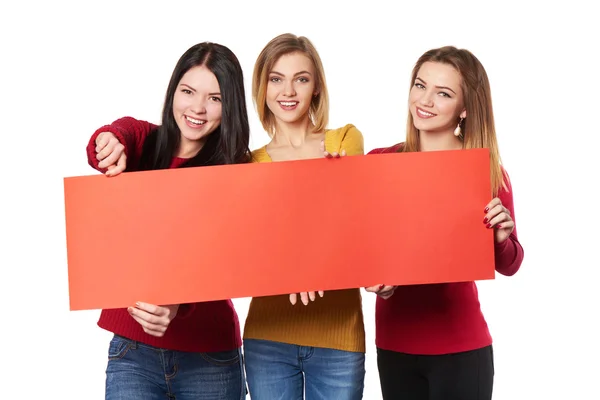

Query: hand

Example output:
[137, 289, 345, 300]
[365, 284, 396, 300]
[320, 140, 347, 158]
[483, 197, 514, 244]
[289, 291, 324, 306]
[95, 131, 127, 176]
[127, 302, 179, 337]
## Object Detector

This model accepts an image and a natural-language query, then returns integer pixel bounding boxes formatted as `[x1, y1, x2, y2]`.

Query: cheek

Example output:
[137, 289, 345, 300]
[209, 104, 223, 120]
[172, 94, 185, 112]
[437, 100, 458, 116]
[408, 90, 419, 104]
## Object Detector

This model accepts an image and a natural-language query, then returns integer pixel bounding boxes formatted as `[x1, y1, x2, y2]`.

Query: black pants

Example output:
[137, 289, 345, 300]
[377, 346, 494, 400]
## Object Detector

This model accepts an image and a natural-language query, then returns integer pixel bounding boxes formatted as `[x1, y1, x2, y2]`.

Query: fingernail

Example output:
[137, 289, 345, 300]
[483, 217, 488, 224]
[135, 302, 140, 307]
[379, 284, 385, 290]
[497, 224, 502, 229]
[486, 223, 492, 229]
[484, 207, 489, 213]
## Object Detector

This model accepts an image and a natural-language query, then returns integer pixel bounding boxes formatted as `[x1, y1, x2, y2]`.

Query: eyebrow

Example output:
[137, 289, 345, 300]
[270, 70, 313, 77]
[415, 77, 457, 95]
[179, 83, 221, 96]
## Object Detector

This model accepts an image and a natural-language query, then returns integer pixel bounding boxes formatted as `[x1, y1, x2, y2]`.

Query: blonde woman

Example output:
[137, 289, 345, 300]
[242, 33, 366, 400]
[366, 46, 524, 400]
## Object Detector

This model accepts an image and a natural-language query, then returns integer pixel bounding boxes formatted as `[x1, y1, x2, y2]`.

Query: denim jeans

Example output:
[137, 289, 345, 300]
[243, 339, 365, 400]
[105, 334, 246, 400]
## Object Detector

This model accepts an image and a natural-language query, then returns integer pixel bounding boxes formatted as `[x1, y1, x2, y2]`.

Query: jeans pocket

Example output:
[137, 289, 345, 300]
[108, 335, 133, 360]
[200, 348, 241, 367]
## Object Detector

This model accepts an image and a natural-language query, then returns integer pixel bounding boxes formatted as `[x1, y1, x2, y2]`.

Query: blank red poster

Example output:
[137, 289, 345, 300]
[64, 148, 494, 311]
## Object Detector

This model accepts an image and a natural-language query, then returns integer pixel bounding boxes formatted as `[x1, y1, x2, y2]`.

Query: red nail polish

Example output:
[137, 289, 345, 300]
[379, 284, 385, 290]
[497, 224, 502, 229]
[483, 217, 488, 224]
[484, 207, 489, 213]
[486, 223, 492, 229]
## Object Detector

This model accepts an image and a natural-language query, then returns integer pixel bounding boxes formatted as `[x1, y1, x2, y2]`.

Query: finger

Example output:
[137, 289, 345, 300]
[300, 292, 309, 306]
[484, 197, 502, 214]
[134, 301, 160, 315]
[98, 143, 124, 167]
[319, 140, 325, 152]
[324, 151, 333, 158]
[486, 208, 511, 228]
[379, 291, 395, 300]
[318, 291, 324, 298]
[330, 152, 340, 158]
[96, 137, 118, 160]
[106, 153, 127, 176]
[95, 132, 111, 152]
[128, 307, 165, 331]
[364, 285, 383, 293]
[483, 203, 505, 224]
[131, 316, 165, 337]
[309, 291, 316, 302]
[341, 149, 346, 157]
[495, 220, 515, 231]
[289, 293, 297, 305]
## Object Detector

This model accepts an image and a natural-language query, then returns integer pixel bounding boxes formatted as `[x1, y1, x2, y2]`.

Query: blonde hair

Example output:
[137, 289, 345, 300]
[403, 46, 507, 196]
[252, 33, 329, 136]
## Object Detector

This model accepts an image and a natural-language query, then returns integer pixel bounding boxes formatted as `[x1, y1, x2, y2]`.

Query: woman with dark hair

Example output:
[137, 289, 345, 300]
[85, 41, 251, 399]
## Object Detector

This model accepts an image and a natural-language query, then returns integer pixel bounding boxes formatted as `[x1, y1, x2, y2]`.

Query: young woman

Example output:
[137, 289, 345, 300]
[85, 41, 251, 400]
[366, 46, 524, 400]
[242, 33, 366, 400]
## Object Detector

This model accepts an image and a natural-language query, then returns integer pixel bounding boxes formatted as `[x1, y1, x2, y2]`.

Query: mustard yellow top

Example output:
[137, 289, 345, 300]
[243, 124, 366, 352]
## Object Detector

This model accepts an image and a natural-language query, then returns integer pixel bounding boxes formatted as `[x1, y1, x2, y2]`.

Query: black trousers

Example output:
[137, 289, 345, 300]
[377, 346, 494, 400]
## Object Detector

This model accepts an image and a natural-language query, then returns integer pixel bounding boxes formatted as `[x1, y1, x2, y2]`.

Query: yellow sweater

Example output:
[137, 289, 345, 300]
[243, 124, 366, 353]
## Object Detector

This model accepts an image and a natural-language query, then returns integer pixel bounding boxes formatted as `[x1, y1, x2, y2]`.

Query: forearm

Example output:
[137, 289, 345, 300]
[494, 234, 524, 276]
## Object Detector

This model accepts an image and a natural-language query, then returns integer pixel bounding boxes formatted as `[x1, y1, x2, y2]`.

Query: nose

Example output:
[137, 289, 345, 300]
[191, 98, 207, 115]
[419, 90, 434, 106]
[283, 80, 296, 97]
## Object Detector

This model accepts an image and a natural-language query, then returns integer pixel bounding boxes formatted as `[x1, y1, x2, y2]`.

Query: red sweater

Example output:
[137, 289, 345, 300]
[86, 116, 242, 352]
[368, 144, 524, 355]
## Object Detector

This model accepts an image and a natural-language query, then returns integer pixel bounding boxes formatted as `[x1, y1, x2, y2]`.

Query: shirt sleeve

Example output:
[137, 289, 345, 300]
[493, 168, 524, 276]
[86, 116, 158, 172]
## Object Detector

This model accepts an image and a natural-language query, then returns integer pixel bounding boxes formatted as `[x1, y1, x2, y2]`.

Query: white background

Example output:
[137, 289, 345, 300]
[1, 1, 598, 398]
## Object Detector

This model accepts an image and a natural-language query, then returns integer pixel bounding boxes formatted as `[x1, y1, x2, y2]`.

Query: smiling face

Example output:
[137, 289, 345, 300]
[265, 52, 317, 127]
[409, 61, 466, 135]
[172, 64, 222, 151]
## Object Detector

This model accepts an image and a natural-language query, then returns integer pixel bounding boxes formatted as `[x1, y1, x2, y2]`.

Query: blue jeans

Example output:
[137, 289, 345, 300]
[105, 335, 246, 399]
[243, 339, 365, 400]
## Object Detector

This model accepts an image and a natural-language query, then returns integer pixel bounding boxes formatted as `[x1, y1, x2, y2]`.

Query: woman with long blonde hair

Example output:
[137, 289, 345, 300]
[366, 46, 524, 400]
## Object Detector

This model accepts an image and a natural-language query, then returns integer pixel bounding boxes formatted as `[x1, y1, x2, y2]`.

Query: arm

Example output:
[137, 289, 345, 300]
[493, 170, 524, 276]
[86, 116, 158, 172]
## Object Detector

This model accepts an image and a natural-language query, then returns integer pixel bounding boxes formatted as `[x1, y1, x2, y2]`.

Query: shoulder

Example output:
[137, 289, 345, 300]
[367, 142, 404, 155]
[324, 124, 364, 155]
[325, 123, 363, 141]
[251, 146, 270, 163]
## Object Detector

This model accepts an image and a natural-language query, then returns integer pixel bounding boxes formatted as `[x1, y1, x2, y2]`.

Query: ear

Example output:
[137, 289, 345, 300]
[460, 110, 467, 119]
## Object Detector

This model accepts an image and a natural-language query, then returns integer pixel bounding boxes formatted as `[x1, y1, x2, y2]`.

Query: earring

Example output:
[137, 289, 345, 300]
[454, 117, 464, 137]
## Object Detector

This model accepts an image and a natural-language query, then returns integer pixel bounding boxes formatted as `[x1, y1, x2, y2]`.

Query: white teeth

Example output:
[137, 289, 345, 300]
[186, 116, 206, 125]
[279, 101, 297, 106]
[418, 109, 435, 117]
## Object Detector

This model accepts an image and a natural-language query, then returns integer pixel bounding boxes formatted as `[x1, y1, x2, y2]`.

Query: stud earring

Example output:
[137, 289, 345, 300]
[454, 117, 465, 137]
